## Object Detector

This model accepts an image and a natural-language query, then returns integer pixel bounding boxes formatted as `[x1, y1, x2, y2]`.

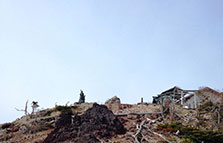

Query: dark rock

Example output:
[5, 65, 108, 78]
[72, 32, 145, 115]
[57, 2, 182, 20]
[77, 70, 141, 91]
[55, 111, 72, 128]
[72, 135, 100, 143]
[1, 123, 13, 129]
[11, 126, 19, 132]
[44, 103, 126, 143]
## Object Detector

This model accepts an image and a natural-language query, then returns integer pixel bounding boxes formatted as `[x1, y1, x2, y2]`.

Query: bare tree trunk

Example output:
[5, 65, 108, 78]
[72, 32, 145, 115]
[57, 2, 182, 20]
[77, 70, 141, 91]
[15, 100, 29, 116]
[24, 100, 28, 115]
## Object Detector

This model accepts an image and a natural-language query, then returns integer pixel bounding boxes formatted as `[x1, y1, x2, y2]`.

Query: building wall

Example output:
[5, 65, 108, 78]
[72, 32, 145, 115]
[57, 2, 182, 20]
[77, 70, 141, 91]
[184, 88, 222, 108]
[183, 95, 203, 109]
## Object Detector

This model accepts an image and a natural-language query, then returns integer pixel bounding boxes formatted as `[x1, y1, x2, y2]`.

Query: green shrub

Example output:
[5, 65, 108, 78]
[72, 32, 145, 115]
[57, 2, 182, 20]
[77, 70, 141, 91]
[78, 90, 86, 103]
[45, 105, 78, 116]
[158, 122, 223, 143]
[158, 122, 182, 132]
[182, 138, 193, 143]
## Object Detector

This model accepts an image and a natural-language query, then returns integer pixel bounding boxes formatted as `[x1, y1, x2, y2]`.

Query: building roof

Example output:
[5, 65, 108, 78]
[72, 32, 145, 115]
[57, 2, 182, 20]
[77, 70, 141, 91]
[184, 94, 194, 101]
[160, 86, 183, 94]
[198, 87, 221, 96]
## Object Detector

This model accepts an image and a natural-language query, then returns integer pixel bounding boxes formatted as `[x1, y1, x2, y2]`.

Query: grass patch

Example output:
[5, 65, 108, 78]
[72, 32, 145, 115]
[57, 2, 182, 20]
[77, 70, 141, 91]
[45, 105, 78, 116]
[31, 122, 54, 133]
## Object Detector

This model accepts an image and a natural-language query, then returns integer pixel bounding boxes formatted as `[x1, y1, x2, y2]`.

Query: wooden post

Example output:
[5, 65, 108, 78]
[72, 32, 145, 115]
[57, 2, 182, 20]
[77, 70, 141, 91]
[181, 91, 184, 105]
[161, 98, 164, 114]
[194, 92, 197, 108]
[141, 97, 143, 104]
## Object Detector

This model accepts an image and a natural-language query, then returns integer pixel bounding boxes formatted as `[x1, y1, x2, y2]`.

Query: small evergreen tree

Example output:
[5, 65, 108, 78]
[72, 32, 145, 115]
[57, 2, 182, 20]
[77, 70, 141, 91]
[78, 90, 85, 103]
[31, 101, 39, 114]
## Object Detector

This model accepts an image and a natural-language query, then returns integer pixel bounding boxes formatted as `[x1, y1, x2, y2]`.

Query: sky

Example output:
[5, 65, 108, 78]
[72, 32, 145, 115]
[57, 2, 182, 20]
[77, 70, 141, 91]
[0, 0, 222, 123]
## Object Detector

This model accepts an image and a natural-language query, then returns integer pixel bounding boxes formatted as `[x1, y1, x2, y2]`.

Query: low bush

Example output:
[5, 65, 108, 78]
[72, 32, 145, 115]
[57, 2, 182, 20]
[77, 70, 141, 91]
[45, 105, 78, 116]
[157, 122, 182, 133]
[157, 122, 223, 143]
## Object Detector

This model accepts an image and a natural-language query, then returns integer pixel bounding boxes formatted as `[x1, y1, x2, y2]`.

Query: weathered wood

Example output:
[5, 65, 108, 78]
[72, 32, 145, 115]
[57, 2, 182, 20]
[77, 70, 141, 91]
[143, 125, 173, 143]
[115, 112, 162, 117]
[15, 100, 29, 116]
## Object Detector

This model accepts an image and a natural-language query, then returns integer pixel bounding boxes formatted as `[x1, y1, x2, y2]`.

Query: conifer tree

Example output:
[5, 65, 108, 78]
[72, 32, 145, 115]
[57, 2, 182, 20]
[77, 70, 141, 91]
[78, 90, 85, 103]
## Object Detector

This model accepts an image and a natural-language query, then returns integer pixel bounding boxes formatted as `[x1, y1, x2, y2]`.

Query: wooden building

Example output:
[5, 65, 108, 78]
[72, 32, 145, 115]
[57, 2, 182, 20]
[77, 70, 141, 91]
[183, 87, 223, 108]
[152, 86, 197, 111]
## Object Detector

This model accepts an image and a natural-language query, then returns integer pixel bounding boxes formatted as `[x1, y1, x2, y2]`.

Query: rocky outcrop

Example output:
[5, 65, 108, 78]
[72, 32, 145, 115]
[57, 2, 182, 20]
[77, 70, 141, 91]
[44, 103, 126, 143]
[105, 96, 121, 104]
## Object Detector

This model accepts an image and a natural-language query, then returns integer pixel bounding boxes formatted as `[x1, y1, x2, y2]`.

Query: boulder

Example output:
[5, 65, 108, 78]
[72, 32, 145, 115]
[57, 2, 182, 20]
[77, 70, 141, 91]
[105, 96, 121, 104]
[44, 103, 126, 143]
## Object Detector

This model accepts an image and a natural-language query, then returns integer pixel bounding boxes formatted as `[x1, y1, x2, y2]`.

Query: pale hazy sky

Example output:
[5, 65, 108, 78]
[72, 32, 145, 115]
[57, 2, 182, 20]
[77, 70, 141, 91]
[0, 0, 222, 123]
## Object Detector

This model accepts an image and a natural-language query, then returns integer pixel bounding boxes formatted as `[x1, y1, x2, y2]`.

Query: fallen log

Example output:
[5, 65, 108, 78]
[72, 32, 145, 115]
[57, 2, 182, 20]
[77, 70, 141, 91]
[115, 112, 162, 117]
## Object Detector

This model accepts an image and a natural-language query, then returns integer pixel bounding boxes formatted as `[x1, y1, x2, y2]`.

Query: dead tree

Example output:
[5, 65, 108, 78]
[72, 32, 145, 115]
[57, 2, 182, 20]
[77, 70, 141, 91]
[131, 117, 173, 143]
[15, 100, 29, 116]
[143, 126, 173, 143]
